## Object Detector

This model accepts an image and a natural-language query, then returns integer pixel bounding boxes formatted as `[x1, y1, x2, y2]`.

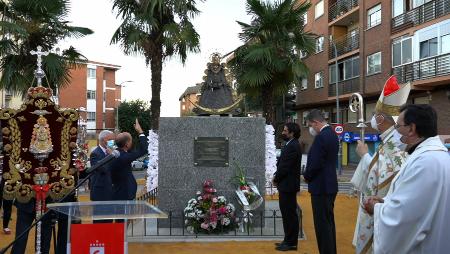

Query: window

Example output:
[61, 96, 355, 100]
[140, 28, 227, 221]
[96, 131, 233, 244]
[442, 34, 450, 54]
[315, 37, 324, 53]
[367, 4, 381, 28]
[315, 0, 324, 19]
[301, 78, 308, 90]
[392, 0, 404, 18]
[365, 103, 376, 121]
[87, 68, 96, 79]
[392, 37, 412, 67]
[87, 112, 96, 121]
[420, 37, 438, 59]
[367, 52, 381, 75]
[413, 0, 432, 8]
[314, 72, 323, 88]
[182, 105, 186, 110]
[413, 96, 429, 104]
[303, 12, 308, 25]
[329, 56, 360, 83]
[86, 90, 96, 100]
[302, 111, 309, 126]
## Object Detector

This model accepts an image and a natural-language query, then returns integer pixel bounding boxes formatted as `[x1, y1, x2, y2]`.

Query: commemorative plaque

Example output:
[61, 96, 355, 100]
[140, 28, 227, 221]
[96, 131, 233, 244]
[194, 137, 229, 167]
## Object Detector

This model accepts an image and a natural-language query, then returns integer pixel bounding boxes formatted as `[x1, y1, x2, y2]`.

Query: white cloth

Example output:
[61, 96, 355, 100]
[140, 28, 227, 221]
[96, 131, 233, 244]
[351, 126, 408, 253]
[373, 136, 450, 254]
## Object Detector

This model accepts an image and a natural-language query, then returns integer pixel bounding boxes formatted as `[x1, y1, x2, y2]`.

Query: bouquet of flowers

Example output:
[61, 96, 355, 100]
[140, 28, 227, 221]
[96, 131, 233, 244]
[184, 180, 236, 234]
[233, 164, 263, 210]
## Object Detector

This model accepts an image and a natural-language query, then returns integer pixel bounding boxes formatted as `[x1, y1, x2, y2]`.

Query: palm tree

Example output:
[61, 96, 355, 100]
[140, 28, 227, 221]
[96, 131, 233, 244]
[228, 0, 315, 125]
[111, 0, 202, 130]
[0, 0, 93, 94]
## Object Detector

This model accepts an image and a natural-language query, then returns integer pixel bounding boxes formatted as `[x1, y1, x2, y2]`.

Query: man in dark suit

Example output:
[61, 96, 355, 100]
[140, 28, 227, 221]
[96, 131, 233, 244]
[303, 109, 338, 254]
[89, 130, 115, 202]
[110, 119, 148, 201]
[273, 122, 302, 251]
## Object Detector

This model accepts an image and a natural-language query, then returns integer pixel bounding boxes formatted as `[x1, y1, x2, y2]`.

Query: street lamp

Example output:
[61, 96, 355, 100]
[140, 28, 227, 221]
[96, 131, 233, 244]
[330, 38, 343, 175]
[115, 80, 133, 132]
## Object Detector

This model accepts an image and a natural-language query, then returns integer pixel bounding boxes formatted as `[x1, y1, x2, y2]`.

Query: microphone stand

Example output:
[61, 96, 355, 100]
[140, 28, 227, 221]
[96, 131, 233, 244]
[0, 160, 112, 254]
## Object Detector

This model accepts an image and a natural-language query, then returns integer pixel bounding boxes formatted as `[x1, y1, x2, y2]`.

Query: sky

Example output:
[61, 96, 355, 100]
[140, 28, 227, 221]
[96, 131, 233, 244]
[62, 0, 252, 117]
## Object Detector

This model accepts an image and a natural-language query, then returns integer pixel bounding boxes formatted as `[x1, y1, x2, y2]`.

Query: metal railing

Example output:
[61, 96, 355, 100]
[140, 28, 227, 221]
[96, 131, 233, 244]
[392, 0, 450, 34]
[328, 77, 360, 97]
[329, 31, 359, 59]
[127, 208, 303, 238]
[392, 53, 450, 84]
[329, 0, 359, 22]
[136, 187, 158, 205]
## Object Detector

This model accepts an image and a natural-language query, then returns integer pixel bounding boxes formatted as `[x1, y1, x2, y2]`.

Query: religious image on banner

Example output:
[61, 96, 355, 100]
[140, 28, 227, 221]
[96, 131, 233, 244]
[0, 47, 79, 204]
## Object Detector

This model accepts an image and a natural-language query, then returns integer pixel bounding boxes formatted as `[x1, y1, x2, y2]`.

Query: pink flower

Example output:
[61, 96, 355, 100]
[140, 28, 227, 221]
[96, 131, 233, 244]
[212, 197, 218, 203]
[200, 222, 209, 230]
[218, 207, 227, 214]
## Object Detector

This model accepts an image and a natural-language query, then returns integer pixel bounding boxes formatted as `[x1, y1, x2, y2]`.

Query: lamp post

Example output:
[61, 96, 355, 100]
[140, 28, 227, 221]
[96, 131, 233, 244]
[115, 80, 133, 132]
[331, 38, 343, 175]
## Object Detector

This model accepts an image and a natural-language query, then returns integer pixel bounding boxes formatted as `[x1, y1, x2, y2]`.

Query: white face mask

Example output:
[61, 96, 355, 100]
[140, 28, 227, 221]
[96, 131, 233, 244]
[392, 129, 408, 151]
[370, 115, 379, 131]
[309, 127, 318, 136]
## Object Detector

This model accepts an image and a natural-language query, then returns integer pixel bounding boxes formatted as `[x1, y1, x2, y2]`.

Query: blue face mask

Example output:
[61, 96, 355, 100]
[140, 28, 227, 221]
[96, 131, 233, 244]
[445, 143, 450, 149]
[106, 140, 115, 149]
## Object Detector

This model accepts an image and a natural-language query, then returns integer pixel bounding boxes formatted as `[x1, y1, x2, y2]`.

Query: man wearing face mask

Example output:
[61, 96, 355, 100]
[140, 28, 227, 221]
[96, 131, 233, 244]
[111, 119, 148, 201]
[303, 109, 338, 254]
[272, 122, 302, 251]
[89, 130, 116, 202]
[364, 104, 450, 254]
[351, 76, 410, 254]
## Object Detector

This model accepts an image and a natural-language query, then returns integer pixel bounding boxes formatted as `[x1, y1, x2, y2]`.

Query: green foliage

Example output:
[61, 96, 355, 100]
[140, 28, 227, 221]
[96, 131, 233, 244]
[111, 0, 202, 129]
[118, 100, 151, 147]
[0, 0, 93, 95]
[228, 0, 315, 124]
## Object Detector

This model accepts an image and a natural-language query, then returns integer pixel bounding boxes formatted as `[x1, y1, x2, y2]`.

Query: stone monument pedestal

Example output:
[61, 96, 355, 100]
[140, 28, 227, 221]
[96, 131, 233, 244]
[158, 117, 266, 227]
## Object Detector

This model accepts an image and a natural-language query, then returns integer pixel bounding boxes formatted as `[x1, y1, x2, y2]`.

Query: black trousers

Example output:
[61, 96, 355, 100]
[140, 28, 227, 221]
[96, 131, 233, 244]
[279, 191, 299, 246]
[311, 194, 337, 254]
[0, 180, 13, 229]
[11, 207, 52, 254]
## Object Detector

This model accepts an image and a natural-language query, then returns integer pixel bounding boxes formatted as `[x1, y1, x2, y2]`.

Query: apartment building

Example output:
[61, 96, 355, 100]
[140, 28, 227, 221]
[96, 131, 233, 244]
[298, 0, 450, 166]
[179, 83, 202, 116]
[58, 61, 122, 137]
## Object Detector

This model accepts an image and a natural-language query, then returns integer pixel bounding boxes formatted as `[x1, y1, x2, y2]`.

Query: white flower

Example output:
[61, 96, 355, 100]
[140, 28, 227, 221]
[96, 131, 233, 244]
[186, 226, 194, 233]
[227, 203, 235, 213]
[184, 219, 189, 225]
[197, 196, 202, 201]
[217, 196, 226, 203]
[210, 221, 217, 229]
[221, 217, 230, 226]
[212, 197, 218, 203]
[196, 191, 201, 195]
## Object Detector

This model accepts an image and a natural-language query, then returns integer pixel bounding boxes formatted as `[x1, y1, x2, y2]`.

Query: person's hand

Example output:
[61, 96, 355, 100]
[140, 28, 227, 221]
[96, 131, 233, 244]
[356, 140, 369, 157]
[134, 118, 143, 134]
[105, 148, 113, 155]
[301, 175, 308, 183]
[271, 178, 277, 188]
[363, 196, 384, 215]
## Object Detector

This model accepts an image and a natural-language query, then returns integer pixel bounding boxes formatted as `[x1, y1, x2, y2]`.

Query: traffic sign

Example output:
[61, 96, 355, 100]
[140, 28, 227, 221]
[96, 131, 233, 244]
[334, 124, 344, 135]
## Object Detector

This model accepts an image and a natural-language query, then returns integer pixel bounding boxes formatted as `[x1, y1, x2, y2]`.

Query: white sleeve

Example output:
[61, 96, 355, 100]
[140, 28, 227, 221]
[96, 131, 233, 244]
[351, 153, 372, 191]
[373, 157, 441, 254]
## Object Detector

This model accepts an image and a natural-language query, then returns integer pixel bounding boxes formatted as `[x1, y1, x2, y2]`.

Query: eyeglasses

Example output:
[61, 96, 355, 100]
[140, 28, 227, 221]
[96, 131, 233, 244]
[394, 123, 409, 129]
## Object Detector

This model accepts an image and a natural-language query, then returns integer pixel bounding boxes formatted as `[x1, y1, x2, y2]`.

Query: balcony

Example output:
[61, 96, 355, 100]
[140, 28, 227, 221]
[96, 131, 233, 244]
[392, 0, 450, 34]
[329, 30, 359, 59]
[328, 77, 360, 97]
[393, 52, 450, 84]
[329, 0, 359, 23]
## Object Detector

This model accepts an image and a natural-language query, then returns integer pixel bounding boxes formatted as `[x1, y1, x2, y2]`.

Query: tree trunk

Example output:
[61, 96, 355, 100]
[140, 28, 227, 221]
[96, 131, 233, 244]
[261, 84, 274, 126]
[150, 45, 163, 130]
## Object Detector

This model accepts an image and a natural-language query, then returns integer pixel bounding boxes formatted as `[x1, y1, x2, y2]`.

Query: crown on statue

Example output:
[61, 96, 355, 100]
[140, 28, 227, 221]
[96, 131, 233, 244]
[27, 86, 53, 99]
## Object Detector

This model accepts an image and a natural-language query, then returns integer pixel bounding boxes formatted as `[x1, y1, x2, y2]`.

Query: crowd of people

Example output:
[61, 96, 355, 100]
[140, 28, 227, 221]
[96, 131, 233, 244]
[0, 119, 148, 254]
[273, 76, 450, 253]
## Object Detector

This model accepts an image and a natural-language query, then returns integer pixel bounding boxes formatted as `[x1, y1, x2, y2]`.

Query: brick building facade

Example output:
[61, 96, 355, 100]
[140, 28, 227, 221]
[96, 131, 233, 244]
[297, 0, 450, 166]
[58, 61, 121, 136]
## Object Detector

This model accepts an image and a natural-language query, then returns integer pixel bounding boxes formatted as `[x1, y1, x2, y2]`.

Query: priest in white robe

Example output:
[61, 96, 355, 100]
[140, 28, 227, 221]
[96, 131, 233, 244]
[351, 76, 410, 254]
[364, 104, 450, 254]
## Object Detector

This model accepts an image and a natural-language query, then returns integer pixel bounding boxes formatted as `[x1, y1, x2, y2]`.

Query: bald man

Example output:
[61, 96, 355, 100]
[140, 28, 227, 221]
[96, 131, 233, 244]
[110, 119, 148, 200]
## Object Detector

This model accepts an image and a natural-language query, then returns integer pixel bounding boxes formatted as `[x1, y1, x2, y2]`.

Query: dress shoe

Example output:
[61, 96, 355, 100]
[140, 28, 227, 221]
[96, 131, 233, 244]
[274, 241, 286, 247]
[275, 243, 297, 251]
